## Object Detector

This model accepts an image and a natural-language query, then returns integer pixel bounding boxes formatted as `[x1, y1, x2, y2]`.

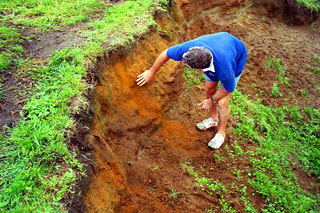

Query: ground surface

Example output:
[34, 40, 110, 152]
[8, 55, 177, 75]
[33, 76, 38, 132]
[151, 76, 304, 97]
[83, 0, 320, 212]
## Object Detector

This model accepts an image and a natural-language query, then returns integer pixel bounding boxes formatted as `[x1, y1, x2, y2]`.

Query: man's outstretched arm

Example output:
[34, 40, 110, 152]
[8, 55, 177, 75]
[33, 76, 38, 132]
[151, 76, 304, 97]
[136, 49, 170, 87]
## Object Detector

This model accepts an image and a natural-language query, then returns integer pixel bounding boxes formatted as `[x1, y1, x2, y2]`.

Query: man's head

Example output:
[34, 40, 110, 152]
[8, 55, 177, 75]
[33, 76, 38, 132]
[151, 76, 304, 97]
[182, 47, 212, 69]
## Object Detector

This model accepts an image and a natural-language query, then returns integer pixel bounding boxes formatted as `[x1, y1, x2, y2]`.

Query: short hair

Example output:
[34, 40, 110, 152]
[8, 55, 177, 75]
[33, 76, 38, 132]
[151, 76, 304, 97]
[182, 47, 212, 69]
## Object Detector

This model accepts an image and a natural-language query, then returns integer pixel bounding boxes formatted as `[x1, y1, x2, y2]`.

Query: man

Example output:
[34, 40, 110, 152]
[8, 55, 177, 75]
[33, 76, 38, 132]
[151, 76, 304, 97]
[136, 32, 247, 149]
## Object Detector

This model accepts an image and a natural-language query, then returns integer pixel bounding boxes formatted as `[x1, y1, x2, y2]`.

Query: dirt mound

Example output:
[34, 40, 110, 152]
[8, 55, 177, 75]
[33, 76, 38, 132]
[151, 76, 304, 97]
[82, 0, 320, 212]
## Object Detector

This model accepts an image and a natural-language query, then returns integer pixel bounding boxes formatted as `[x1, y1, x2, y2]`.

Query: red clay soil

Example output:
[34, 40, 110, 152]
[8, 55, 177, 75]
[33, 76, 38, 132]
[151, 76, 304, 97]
[82, 0, 320, 212]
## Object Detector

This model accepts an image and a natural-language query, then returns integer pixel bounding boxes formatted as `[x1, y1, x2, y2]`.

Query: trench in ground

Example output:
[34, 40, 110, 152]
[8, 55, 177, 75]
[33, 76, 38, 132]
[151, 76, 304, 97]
[81, 0, 320, 212]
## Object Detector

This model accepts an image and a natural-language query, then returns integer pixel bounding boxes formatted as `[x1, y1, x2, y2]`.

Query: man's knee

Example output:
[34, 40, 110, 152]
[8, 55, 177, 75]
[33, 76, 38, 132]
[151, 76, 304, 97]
[218, 98, 230, 109]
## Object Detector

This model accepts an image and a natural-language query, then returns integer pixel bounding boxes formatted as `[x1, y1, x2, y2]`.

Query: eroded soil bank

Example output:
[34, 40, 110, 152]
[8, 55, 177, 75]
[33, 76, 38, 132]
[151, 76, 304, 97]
[82, 0, 320, 212]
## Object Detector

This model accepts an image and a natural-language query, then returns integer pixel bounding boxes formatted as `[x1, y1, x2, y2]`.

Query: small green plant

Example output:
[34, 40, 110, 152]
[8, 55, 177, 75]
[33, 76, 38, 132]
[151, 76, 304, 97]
[277, 74, 290, 87]
[168, 188, 182, 199]
[267, 57, 291, 87]
[300, 87, 309, 97]
[266, 57, 273, 67]
[205, 208, 215, 213]
[239, 186, 258, 213]
[232, 169, 242, 181]
[317, 87, 320, 95]
[271, 83, 282, 97]
[232, 141, 244, 156]
[213, 153, 225, 162]
[151, 165, 159, 171]
[314, 55, 320, 63]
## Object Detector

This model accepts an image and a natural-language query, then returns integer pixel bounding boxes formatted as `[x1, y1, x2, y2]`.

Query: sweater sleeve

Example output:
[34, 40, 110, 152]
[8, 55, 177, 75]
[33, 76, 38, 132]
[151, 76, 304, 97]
[167, 42, 192, 61]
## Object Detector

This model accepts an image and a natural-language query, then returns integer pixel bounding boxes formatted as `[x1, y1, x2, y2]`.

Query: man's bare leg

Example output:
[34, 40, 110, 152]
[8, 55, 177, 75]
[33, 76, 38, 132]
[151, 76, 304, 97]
[217, 92, 231, 136]
[204, 81, 218, 121]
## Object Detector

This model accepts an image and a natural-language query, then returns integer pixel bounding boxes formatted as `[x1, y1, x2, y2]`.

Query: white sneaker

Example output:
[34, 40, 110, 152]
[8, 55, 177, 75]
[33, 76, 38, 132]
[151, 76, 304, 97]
[196, 117, 218, 131]
[208, 133, 225, 149]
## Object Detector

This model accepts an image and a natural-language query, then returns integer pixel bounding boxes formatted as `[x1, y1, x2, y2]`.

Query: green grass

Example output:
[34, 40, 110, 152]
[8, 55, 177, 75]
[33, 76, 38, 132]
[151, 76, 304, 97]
[84, 0, 169, 47]
[0, 48, 86, 212]
[0, 26, 24, 73]
[230, 89, 320, 212]
[0, 0, 170, 211]
[0, 0, 105, 31]
[295, 0, 320, 11]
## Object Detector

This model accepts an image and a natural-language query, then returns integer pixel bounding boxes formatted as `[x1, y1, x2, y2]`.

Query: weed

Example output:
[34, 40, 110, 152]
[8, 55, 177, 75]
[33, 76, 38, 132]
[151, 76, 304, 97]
[300, 87, 309, 98]
[151, 165, 159, 171]
[232, 169, 242, 181]
[271, 83, 282, 97]
[168, 188, 182, 199]
[266, 57, 272, 68]
[232, 141, 244, 156]
[258, 89, 265, 96]
[317, 87, 320, 95]
[213, 153, 226, 162]
[267, 57, 291, 87]
[225, 145, 236, 158]
[239, 186, 258, 213]
[277, 74, 290, 87]
[312, 66, 320, 78]
[205, 208, 215, 213]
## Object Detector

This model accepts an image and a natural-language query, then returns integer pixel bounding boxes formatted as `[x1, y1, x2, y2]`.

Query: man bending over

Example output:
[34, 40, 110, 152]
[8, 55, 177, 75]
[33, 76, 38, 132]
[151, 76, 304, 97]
[136, 32, 247, 149]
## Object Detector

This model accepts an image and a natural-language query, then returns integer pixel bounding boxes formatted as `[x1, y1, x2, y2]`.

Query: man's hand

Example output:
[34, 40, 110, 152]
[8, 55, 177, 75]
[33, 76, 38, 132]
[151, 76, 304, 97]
[198, 99, 212, 111]
[136, 70, 154, 87]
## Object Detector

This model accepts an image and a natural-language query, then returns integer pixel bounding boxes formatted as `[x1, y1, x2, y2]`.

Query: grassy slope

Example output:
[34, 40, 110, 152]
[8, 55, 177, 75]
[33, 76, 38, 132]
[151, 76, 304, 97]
[183, 58, 320, 212]
[0, 0, 169, 211]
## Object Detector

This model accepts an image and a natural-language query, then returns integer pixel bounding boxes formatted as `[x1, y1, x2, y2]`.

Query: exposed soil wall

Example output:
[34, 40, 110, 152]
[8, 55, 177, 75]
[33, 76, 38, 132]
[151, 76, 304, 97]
[81, 0, 320, 212]
[283, 0, 320, 25]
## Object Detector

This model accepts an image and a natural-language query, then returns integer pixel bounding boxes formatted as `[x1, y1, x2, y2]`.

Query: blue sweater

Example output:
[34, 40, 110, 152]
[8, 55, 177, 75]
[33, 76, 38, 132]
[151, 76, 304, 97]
[167, 32, 247, 92]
